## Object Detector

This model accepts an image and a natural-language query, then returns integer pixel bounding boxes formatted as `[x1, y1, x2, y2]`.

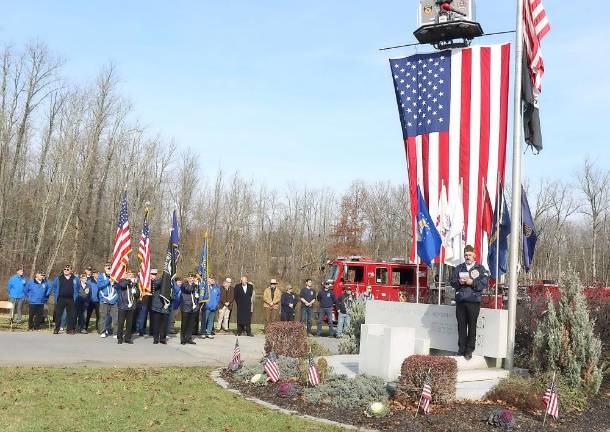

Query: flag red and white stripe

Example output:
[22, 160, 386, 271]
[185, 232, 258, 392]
[307, 356, 320, 387]
[231, 338, 241, 364]
[420, 378, 432, 414]
[110, 192, 131, 281]
[264, 352, 280, 383]
[523, 0, 550, 98]
[137, 214, 151, 295]
[543, 382, 559, 419]
[391, 44, 510, 264]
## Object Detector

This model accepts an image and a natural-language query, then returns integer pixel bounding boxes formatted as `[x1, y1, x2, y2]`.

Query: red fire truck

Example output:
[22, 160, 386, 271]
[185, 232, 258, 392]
[324, 256, 428, 302]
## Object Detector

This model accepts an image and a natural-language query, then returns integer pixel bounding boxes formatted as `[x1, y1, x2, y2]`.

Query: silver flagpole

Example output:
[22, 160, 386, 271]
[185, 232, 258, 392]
[506, 0, 525, 371]
[414, 215, 420, 304]
[495, 176, 501, 309]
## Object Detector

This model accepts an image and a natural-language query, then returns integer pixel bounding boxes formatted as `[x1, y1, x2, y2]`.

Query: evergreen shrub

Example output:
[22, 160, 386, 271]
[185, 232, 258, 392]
[303, 374, 387, 410]
[338, 299, 366, 354]
[531, 271, 604, 396]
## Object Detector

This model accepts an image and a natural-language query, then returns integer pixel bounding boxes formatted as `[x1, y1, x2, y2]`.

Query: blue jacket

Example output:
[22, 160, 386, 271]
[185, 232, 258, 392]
[116, 279, 139, 311]
[7, 274, 26, 299]
[24, 279, 51, 305]
[449, 262, 489, 303]
[151, 279, 169, 314]
[181, 283, 200, 313]
[317, 288, 337, 309]
[205, 284, 221, 310]
[87, 279, 100, 303]
[171, 281, 182, 310]
[97, 272, 118, 305]
[52, 275, 79, 302]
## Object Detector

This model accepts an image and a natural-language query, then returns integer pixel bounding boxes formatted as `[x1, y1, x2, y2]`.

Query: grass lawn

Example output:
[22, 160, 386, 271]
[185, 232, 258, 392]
[0, 367, 344, 432]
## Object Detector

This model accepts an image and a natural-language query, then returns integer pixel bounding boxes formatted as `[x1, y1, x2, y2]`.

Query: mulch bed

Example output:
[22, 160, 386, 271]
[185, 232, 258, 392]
[220, 370, 610, 432]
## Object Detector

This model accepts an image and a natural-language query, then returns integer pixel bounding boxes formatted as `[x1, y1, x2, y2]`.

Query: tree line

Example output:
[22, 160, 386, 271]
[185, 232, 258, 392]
[0, 42, 608, 294]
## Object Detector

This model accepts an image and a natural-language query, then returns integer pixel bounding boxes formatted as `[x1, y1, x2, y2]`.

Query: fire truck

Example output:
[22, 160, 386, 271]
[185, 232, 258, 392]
[324, 256, 428, 302]
[324, 256, 506, 308]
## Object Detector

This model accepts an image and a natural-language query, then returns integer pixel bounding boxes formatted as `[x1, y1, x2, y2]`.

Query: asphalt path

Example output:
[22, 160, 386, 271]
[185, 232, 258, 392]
[0, 331, 341, 368]
[0, 331, 267, 367]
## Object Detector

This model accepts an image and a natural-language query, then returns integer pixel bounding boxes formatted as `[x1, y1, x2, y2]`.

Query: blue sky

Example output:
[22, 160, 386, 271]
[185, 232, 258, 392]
[4, 1, 608, 190]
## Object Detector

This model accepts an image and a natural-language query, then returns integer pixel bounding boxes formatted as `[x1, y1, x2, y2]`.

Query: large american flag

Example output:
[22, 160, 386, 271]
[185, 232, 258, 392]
[523, 0, 550, 98]
[264, 351, 280, 383]
[390, 44, 510, 263]
[542, 381, 559, 420]
[420, 373, 433, 414]
[307, 355, 320, 387]
[137, 213, 151, 296]
[231, 338, 241, 365]
[110, 192, 131, 281]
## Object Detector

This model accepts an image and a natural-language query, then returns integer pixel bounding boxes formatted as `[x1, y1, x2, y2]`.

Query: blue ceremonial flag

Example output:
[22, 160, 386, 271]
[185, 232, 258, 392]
[521, 185, 537, 273]
[416, 185, 442, 266]
[171, 209, 180, 261]
[487, 189, 511, 279]
[197, 233, 209, 297]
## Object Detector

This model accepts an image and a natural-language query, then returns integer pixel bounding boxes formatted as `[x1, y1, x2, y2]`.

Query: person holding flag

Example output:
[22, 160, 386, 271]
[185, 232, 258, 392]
[449, 245, 489, 360]
[180, 273, 200, 345]
[152, 210, 180, 344]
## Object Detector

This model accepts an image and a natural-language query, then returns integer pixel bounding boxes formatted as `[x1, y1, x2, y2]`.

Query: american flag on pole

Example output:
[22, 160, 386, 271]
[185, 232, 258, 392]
[390, 44, 510, 264]
[420, 372, 433, 414]
[523, 0, 550, 98]
[522, 0, 550, 153]
[307, 355, 320, 387]
[231, 338, 241, 365]
[264, 351, 280, 383]
[542, 381, 559, 420]
[110, 192, 131, 281]
[137, 212, 151, 296]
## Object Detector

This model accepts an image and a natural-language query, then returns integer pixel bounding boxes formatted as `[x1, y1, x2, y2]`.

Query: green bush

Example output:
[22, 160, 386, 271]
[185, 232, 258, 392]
[303, 374, 387, 410]
[396, 355, 457, 404]
[297, 357, 332, 385]
[234, 364, 262, 382]
[338, 299, 366, 354]
[531, 271, 604, 396]
[264, 321, 308, 358]
[276, 355, 300, 379]
[486, 373, 588, 414]
[307, 339, 331, 357]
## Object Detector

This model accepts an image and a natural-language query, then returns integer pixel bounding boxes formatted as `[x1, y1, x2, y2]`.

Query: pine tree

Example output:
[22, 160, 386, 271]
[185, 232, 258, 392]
[531, 270, 604, 395]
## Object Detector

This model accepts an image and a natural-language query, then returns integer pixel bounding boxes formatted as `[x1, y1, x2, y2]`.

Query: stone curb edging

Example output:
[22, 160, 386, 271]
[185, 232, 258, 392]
[209, 368, 380, 432]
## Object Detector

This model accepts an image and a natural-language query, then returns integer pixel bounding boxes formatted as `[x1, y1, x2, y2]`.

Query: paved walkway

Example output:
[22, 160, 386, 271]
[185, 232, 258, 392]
[0, 331, 341, 368]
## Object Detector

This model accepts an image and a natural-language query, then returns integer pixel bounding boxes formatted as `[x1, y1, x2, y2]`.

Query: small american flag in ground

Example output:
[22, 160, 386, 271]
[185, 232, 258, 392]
[231, 338, 241, 364]
[420, 373, 433, 414]
[307, 355, 320, 387]
[543, 381, 559, 419]
[264, 351, 280, 382]
[110, 192, 131, 281]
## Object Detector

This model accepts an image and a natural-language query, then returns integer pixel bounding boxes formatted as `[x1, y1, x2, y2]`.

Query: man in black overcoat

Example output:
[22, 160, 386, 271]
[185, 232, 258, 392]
[234, 276, 254, 336]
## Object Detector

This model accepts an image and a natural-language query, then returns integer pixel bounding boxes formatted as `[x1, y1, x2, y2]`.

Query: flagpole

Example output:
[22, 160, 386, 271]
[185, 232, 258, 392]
[437, 253, 443, 305]
[495, 177, 501, 309]
[506, 0, 525, 371]
[414, 215, 420, 304]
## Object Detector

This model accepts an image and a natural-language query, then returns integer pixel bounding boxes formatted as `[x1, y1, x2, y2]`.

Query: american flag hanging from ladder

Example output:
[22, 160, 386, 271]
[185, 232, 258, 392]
[542, 381, 559, 420]
[307, 355, 320, 387]
[264, 351, 280, 383]
[390, 43, 511, 263]
[231, 338, 241, 365]
[110, 192, 131, 281]
[420, 372, 433, 414]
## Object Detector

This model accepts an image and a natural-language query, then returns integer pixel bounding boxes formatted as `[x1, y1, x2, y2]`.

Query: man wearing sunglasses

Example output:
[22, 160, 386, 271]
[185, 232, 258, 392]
[51, 265, 79, 334]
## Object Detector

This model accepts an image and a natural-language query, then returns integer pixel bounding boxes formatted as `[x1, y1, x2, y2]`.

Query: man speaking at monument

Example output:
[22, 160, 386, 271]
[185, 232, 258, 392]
[449, 245, 489, 360]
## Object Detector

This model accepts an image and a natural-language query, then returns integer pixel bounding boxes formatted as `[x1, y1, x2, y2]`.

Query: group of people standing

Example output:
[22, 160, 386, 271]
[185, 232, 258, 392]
[5, 265, 378, 342]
